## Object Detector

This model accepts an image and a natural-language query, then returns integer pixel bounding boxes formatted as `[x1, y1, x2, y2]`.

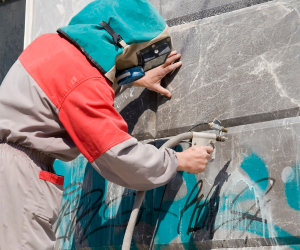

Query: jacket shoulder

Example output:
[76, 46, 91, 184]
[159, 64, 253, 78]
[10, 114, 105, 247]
[19, 33, 108, 109]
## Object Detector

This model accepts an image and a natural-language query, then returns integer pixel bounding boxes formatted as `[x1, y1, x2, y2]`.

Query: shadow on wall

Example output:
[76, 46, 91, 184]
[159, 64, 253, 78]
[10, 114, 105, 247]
[119, 64, 181, 135]
[0, 0, 25, 84]
[119, 88, 158, 135]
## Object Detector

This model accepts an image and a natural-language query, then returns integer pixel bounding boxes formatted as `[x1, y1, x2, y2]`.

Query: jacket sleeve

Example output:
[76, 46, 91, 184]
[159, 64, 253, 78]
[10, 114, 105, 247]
[59, 76, 178, 190]
[92, 138, 178, 191]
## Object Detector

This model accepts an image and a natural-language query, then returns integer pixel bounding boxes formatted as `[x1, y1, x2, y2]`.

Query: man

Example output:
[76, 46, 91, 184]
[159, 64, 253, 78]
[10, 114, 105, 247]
[0, 0, 213, 249]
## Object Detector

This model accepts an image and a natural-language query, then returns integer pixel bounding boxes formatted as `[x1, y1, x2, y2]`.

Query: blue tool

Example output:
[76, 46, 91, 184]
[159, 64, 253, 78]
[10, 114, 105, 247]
[116, 66, 145, 86]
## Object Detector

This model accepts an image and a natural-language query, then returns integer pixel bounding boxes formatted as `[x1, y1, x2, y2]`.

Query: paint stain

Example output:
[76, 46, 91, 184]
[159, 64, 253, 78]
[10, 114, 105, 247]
[282, 167, 294, 183]
[240, 153, 269, 194]
[284, 165, 300, 211]
[53, 159, 71, 177]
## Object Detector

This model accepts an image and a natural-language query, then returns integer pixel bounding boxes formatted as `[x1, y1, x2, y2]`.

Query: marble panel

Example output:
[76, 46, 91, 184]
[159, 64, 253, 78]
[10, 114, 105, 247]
[116, 0, 300, 140]
[157, 0, 300, 137]
[160, 0, 273, 26]
[0, 0, 25, 83]
[149, 0, 161, 14]
[31, 0, 94, 40]
[115, 87, 159, 140]
[152, 116, 300, 249]
[54, 116, 300, 249]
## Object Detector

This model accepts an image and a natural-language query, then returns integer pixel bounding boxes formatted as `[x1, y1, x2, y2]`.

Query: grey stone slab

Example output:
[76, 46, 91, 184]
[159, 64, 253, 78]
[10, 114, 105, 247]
[162, 0, 273, 27]
[54, 116, 300, 249]
[31, 0, 94, 40]
[115, 87, 159, 140]
[0, 0, 25, 84]
[153, 116, 300, 249]
[193, 117, 300, 247]
[157, 0, 300, 137]
[218, 247, 300, 250]
[149, 0, 161, 14]
[116, 0, 300, 140]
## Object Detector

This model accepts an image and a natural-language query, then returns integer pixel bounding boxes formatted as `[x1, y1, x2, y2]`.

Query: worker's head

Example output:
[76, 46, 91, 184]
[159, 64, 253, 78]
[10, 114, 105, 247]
[58, 0, 172, 89]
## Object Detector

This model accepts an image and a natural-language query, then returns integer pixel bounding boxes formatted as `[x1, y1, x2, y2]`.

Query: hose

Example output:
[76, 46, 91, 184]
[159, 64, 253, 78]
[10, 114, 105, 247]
[122, 190, 146, 250]
[122, 132, 193, 250]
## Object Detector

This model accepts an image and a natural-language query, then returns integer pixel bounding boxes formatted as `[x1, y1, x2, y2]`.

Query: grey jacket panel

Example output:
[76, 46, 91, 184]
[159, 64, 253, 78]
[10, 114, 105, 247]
[0, 60, 80, 161]
[91, 137, 178, 191]
[0, 143, 63, 249]
[0, 60, 177, 190]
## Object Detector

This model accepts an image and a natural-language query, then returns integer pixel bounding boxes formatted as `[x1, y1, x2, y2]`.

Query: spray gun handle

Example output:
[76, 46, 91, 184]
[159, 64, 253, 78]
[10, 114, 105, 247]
[192, 132, 217, 161]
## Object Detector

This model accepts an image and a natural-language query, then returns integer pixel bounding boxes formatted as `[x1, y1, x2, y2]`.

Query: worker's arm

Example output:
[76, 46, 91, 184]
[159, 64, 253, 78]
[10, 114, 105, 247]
[59, 74, 212, 190]
[59, 75, 177, 191]
[92, 139, 213, 190]
[91, 138, 177, 191]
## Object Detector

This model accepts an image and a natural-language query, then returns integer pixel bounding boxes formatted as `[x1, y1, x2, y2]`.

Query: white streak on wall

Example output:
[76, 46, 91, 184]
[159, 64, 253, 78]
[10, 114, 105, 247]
[24, 0, 34, 49]
[31, 0, 95, 41]
[56, 4, 65, 15]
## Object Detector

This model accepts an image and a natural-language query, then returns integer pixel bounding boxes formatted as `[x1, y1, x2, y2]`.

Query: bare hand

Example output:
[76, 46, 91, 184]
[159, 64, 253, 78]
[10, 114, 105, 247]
[133, 51, 182, 98]
[176, 146, 214, 174]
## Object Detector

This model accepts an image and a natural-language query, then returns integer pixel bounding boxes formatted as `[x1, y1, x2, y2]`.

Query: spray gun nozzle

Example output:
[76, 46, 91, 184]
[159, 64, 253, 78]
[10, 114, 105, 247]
[216, 136, 226, 142]
[208, 119, 228, 134]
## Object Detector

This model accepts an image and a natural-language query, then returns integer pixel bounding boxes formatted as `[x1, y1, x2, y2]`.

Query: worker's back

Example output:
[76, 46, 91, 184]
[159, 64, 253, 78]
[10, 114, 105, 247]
[0, 33, 116, 162]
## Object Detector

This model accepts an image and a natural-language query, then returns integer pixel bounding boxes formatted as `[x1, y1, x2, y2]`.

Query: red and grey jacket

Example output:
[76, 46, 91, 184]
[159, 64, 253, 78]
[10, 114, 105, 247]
[0, 34, 177, 191]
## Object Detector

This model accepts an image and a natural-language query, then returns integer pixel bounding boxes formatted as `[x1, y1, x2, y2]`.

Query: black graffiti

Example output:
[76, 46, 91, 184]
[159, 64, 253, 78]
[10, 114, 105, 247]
[55, 162, 276, 244]
[54, 182, 140, 244]
[221, 177, 275, 239]
[177, 161, 231, 238]
[55, 183, 103, 243]
[55, 182, 178, 244]
[177, 161, 276, 240]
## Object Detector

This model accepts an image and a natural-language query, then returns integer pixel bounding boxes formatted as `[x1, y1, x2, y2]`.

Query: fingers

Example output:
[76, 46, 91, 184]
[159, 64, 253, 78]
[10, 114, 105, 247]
[164, 51, 181, 66]
[164, 52, 181, 66]
[151, 84, 172, 98]
[191, 145, 213, 164]
[206, 153, 212, 161]
[168, 51, 178, 58]
[163, 61, 182, 75]
[176, 146, 214, 174]
[205, 146, 214, 154]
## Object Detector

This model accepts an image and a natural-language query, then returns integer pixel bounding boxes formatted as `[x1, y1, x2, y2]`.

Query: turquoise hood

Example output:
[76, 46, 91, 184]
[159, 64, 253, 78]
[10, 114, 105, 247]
[57, 0, 171, 86]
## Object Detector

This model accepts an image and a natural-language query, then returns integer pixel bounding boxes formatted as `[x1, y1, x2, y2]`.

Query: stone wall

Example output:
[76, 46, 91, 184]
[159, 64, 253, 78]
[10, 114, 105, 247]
[54, 116, 300, 250]
[116, 0, 300, 140]
[15, 0, 300, 249]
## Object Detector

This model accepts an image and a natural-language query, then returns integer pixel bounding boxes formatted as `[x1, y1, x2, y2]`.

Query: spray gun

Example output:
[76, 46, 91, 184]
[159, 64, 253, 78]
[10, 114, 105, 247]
[122, 119, 227, 250]
[192, 119, 227, 162]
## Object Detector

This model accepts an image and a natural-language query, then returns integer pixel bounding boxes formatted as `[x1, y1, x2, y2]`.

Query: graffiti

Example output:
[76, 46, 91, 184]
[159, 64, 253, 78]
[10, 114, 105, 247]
[176, 161, 275, 242]
[55, 182, 104, 243]
[178, 161, 231, 238]
[219, 177, 275, 239]
[54, 182, 137, 244]
[54, 179, 178, 246]
[54, 151, 300, 250]
[284, 164, 300, 211]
